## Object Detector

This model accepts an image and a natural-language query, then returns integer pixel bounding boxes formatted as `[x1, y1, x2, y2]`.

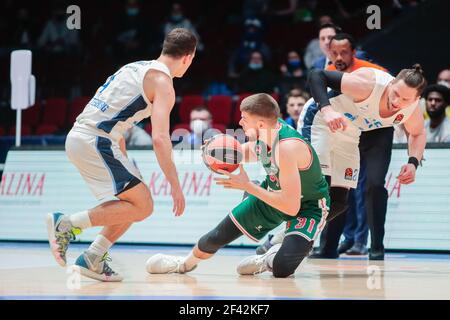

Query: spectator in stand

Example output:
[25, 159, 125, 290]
[303, 15, 334, 69]
[278, 50, 307, 101]
[237, 50, 277, 93]
[228, 18, 271, 78]
[123, 124, 153, 147]
[280, 50, 304, 78]
[182, 106, 220, 149]
[284, 89, 309, 130]
[113, 0, 149, 61]
[437, 69, 450, 88]
[163, 3, 203, 51]
[423, 84, 450, 143]
[37, 7, 80, 54]
[308, 23, 370, 71]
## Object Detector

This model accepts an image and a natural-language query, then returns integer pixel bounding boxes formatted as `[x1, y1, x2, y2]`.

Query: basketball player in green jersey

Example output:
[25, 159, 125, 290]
[146, 93, 330, 277]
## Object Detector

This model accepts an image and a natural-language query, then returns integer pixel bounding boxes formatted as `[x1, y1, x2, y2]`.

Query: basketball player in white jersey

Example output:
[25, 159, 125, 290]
[46, 28, 197, 282]
[257, 64, 428, 258]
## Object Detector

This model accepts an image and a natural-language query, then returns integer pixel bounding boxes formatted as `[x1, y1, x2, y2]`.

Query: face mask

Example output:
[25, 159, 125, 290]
[127, 8, 139, 16]
[249, 63, 263, 70]
[190, 119, 209, 135]
[171, 14, 184, 22]
[288, 60, 301, 69]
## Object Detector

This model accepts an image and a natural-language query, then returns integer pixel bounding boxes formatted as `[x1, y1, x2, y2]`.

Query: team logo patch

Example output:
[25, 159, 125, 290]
[393, 114, 404, 124]
[344, 168, 353, 180]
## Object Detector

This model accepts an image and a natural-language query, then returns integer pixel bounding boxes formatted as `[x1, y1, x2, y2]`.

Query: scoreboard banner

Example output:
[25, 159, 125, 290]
[0, 148, 449, 250]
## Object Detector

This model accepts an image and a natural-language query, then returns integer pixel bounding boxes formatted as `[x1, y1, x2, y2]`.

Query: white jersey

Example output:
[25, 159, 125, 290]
[297, 67, 419, 189]
[317, 68, 417, 133]
[72, 60, 171, 141]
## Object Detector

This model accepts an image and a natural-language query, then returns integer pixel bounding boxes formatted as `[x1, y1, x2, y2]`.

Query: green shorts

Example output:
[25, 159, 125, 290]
[230, 194, 329, 242]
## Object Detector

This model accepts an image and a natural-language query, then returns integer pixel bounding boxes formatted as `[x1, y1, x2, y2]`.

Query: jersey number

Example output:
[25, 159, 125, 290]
[98, 71, 121, 94]
[295, 217, 316, 233]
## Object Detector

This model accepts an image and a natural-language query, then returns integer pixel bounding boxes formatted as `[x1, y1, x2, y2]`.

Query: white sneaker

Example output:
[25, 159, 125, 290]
[146, 254, 194, 274]
[237, 244, 281, 275]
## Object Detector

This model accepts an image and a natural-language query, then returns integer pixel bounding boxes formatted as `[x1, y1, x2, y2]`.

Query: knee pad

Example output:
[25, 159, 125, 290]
[198, 228, 225, 254]
[197, 216, 242, 254]
[327, 187, 350, 222]
[272, 236, 313, 278]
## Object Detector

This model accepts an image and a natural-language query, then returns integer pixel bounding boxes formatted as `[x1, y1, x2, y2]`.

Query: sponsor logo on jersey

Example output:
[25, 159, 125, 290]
[393, 114, 404, 124]
[345, 168, 353, 180]
[344, 113, 357, 121]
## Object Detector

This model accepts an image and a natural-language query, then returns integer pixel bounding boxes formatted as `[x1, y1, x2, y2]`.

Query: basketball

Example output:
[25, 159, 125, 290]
[202, 134, 243, 174]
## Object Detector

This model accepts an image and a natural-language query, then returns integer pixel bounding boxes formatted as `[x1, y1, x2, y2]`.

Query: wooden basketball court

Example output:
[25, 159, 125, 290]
[1, 242, 450, 300]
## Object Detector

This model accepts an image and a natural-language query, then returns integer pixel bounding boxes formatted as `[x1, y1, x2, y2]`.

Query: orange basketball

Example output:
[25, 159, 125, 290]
[202, 134, 243, 174]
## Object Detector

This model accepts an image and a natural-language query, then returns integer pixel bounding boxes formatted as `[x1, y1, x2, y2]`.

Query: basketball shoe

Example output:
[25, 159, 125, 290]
[46, 212, 81, 267]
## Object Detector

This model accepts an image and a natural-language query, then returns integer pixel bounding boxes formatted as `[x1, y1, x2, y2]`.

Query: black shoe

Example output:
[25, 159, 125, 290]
[338, 240, 354, 255]
[346, 243, 368, 256]
[369, 248, 385, 260]
[308, 250, 339, 259]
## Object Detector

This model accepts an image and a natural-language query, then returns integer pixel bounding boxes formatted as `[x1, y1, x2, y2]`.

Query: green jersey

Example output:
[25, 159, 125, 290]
[254, 118, 329, 212]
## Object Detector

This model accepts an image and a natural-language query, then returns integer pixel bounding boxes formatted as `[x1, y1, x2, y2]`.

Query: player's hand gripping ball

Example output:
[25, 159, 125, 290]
[202, 134, 243, 174]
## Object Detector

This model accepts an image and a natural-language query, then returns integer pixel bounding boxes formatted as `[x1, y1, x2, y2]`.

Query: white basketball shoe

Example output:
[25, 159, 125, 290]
[146, 253, 196, 274]
[237, 244, 281, 275]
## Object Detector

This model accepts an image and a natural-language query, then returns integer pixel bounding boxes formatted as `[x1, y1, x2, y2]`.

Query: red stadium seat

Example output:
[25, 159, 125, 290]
[207, 95, 232, 126]
[232, 93, 252, 126]
[9, 125, 33, 136]
[68, 96, 91, 126]
[212, 123, 227, 133]
[35, 124, 58, 135]
[178, 95, 205, 123]
[0, 126, 5, 136]
[171, 123, 191, 133]
[41, 98, 68, 127]
[22, 103, 42, 127]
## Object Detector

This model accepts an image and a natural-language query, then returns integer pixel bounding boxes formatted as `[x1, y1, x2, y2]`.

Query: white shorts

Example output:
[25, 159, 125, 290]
[298, 99, 360, 189]
[65, 129, 143, 200]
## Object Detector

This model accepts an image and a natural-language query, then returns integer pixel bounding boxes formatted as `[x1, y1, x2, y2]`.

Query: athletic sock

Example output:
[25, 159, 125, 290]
[87, 235, 113, 257]
[69, 210, 92, 229]
[183, 251, 202, 271]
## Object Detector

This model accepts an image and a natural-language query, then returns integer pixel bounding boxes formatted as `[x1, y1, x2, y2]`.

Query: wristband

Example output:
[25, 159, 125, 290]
[408, 156, 419, 169]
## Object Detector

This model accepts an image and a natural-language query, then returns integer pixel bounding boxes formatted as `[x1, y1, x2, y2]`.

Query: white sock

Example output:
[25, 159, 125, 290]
[270, 230, 285, 245]
[265, 243, 282, 269]
[88, 235, 113, 257]
[69, 210, 92, 229]
[183, 251, 202, 271]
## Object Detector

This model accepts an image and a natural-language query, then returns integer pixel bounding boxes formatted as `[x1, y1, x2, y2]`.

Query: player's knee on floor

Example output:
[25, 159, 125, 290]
[272, 235, 313, 278]
[326, 187, 349, 222]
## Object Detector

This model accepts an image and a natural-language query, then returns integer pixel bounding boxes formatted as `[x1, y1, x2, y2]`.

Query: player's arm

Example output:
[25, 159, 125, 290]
[145, 73, 185, 215]
[241, 141, 258, 163]
[216, 140, 304, 216]
[119, 137, 127, 157]
[307, 68, 374, 132]
[245, 141, 302, 215]
[397, 106, 426, 184]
